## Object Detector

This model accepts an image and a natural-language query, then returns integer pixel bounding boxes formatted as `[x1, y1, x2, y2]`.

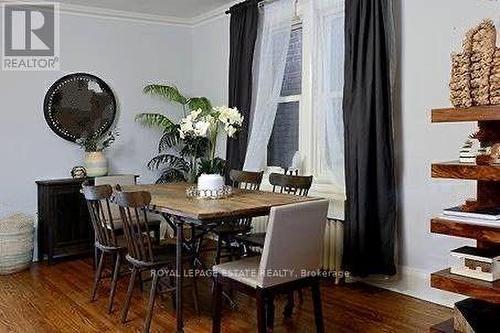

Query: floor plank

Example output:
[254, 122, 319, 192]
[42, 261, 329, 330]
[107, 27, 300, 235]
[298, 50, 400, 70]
[0, 259, 452, 332]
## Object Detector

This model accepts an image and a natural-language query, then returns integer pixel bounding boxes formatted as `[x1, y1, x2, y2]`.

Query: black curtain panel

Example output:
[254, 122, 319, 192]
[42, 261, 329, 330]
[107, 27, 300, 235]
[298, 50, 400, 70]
[226, 0, 259, 173]
[342, 0, 397, 277]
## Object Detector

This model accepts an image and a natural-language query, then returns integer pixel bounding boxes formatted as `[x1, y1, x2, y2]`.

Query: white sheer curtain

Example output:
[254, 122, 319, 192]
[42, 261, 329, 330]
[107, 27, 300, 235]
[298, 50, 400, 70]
[243, 0, 295, 171]
[312, 0, 346, 195]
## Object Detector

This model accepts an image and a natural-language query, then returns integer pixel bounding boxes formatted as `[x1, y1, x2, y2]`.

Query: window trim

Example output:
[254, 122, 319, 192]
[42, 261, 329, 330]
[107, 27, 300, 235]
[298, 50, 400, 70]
[264, 1, 346, 211]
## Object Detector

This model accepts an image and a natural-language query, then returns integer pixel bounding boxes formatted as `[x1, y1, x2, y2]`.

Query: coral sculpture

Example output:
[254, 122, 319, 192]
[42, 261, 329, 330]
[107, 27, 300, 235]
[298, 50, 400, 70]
[449, 19, 498, 107]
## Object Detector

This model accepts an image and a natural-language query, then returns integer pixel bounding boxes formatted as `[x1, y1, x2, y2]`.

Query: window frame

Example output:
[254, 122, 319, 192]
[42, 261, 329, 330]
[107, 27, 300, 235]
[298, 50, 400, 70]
[262, 1, 346, 205]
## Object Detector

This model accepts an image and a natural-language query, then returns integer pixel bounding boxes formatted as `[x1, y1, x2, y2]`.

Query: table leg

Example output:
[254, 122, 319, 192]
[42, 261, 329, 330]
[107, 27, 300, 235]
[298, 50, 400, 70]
[175, 218, 184, 333]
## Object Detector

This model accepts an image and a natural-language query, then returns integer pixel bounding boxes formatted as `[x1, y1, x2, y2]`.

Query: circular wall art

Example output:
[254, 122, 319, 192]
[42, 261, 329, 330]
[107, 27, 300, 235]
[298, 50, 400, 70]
[43, 73, 117, 142]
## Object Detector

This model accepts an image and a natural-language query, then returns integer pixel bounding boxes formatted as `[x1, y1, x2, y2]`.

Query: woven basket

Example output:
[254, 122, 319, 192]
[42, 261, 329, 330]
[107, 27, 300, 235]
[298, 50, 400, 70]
[0, 214, 34, 275]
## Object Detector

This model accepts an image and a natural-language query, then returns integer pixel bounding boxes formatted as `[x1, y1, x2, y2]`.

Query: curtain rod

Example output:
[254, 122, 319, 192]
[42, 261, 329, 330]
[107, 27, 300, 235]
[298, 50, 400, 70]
[226, 0, 287, 15]
[226, 0, 299, 15]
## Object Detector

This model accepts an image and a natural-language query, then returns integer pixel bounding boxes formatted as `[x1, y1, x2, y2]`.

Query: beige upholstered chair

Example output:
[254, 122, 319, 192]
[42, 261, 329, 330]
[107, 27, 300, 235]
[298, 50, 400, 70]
[212, 200, 329, 333]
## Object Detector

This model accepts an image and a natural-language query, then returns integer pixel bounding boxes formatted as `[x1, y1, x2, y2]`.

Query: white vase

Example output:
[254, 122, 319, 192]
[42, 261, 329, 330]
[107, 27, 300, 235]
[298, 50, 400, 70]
[197, 174, 225, 191]
[84, 151, 108, 177]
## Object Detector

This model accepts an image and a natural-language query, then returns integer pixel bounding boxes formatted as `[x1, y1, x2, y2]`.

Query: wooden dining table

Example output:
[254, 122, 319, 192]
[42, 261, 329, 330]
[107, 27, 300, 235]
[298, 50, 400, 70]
[125, 182, 321, 332]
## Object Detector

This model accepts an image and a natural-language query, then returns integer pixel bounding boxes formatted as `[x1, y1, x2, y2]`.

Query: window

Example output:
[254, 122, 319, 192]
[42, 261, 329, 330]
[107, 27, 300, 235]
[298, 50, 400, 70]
[262, 1, 345, 201]
[267, 24, 302, 169]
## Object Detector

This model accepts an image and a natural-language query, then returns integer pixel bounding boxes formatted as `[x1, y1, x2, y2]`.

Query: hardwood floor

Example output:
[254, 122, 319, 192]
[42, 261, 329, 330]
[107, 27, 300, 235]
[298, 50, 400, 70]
[0, 259, 452, 332]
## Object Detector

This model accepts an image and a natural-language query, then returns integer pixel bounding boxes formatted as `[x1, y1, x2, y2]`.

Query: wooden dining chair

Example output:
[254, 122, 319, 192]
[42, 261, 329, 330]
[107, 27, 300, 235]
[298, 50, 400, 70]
[94, 175, 161, 244]
[112, 190, 199, 333]
[235, 172, 313, 250]
[210, 170, 264, 264]
[212, 200, 329, 333]
[82, 184, 125, 314]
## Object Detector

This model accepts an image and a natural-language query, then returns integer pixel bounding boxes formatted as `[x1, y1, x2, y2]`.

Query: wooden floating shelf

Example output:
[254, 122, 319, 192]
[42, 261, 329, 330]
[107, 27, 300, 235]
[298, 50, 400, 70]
[431, 217, 500, 243]
[432, 105, 500, 122]
[431, 269, 500, 304]
[431, 161, 500, 181]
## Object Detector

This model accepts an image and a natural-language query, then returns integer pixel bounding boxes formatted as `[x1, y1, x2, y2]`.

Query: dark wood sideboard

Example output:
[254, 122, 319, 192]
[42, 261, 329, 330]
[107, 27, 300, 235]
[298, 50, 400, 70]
[36, 178, 95, 265]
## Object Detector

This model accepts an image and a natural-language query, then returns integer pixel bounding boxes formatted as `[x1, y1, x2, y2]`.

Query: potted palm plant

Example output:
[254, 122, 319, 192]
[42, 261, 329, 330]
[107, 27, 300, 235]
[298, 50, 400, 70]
[136, 84, 212, 183]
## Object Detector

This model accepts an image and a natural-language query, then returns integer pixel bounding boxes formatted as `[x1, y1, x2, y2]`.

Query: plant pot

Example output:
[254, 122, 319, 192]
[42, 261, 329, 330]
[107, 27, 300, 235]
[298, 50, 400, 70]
[84, 151, 108, 177]
[197, 174, 225, 191]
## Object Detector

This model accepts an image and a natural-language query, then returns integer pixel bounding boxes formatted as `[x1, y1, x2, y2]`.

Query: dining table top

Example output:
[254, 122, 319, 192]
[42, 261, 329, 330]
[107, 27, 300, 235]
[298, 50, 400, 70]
[124, 182, 321, 222]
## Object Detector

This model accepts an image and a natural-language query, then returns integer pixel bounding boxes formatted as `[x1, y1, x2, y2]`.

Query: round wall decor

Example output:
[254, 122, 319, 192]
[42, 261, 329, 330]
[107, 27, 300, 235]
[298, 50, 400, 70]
[43, 73, 117, 142]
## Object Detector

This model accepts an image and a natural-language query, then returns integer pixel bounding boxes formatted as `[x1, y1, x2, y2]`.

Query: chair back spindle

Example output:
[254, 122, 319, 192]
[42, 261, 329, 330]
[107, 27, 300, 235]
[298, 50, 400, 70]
[269, 173, 313, 196]
[112, 191, 154, 263]
[230, 170, 264, 190]
[94, 175, 137, 221]
[82, 184, 118, 248]
[229, 170, 264, 229]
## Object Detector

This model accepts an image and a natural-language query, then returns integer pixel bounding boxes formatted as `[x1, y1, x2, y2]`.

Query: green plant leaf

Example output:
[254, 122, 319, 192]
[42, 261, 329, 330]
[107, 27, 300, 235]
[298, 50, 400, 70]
[187, 97, 212, 112]
[147, 154, 189, 171]
[158, 129, 181, 152]
[156, 168, 186, 183]
[143, 84, 187, 105]
[135, 113, 177, 131]
[180, 136, 209, 159]
[198, 157, 226, 176]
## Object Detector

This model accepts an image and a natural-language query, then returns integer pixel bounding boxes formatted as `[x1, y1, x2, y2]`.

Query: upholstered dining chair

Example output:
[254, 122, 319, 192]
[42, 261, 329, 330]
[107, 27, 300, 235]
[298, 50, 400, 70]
[234, 172, 314, 314]
[112, 190, 199, 333]
[235, 172, 313, 251]
[82, 184, 125, 314]
[210, 170, 264, 264]
[212, 200, 329, 333]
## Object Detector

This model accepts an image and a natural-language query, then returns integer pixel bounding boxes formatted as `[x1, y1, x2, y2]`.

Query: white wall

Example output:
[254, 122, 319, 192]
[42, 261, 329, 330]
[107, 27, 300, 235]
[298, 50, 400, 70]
[0, 13, 192, 217]
[191, 16, 231, 156]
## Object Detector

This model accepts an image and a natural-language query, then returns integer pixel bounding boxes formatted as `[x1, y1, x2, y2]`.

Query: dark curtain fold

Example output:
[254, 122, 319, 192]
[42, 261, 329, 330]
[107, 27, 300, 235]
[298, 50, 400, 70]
[226, 0, 259, 173]
[342, 0, 397, 277]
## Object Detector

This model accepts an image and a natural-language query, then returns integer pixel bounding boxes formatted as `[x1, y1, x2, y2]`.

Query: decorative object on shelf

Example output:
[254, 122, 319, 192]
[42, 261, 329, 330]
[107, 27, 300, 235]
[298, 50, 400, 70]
[136, 84, 212, 183]
[450, 246, 500, 282]
[76, 128, 118, 177]
[0, 214, 34, 275]
[83, 152, 107, 177]
[70, 165, 87, 179]
[450, 52, 472, 108]
[186, 184, 233, 200]
[178, 106, 243, 191]
[459, 139, 479, 163]
[449, 19, 498, 107]
[444, 205, 500, 221]
[476, 142, 500, 165]
[44, 73, 117, 142]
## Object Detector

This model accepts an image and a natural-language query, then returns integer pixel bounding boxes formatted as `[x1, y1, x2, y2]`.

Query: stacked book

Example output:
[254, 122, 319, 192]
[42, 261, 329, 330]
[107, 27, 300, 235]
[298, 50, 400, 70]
[442, 205, 500, 227]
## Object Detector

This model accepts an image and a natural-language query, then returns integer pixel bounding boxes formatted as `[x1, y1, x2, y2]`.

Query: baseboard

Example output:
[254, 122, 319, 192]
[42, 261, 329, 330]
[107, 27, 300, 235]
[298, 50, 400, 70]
[362, 266, 466, 308]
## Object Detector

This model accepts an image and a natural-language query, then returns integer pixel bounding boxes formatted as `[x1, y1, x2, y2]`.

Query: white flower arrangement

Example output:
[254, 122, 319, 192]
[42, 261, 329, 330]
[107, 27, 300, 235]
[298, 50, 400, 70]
[179, 106, 243, 139]
[179, 106, 243, 163]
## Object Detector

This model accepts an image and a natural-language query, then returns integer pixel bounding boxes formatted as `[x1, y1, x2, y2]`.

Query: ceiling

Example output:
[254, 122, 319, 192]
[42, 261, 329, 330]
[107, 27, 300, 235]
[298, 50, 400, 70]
[56, 0, 236, 19]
